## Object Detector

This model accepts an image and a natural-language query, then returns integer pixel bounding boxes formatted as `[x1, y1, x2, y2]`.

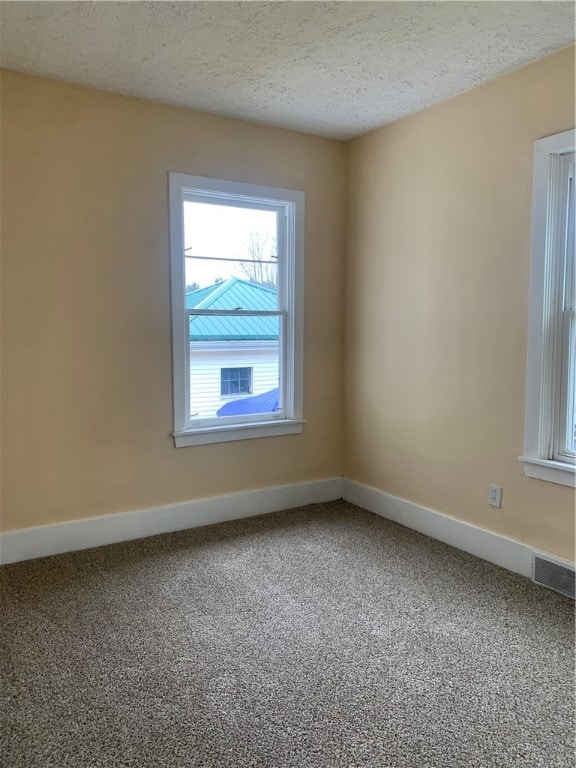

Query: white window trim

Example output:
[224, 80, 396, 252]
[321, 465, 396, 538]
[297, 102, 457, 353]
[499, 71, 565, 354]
[520, 129, 576, 488]
[168, 173, 305, 447]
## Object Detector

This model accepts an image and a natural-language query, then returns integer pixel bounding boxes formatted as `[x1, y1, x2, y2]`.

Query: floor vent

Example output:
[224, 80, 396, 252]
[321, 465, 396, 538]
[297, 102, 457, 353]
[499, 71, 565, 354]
[533, 554, 575, 599]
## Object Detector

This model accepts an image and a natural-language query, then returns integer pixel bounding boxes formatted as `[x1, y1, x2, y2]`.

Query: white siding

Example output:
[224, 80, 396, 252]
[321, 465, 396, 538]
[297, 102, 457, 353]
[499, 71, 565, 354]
[189, 343, 279, 418]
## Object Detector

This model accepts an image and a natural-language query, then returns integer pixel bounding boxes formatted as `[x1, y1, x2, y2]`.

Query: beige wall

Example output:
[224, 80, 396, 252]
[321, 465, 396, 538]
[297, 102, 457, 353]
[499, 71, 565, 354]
[0, 70, 346, 531]
[345, 46, 575, 560]
[2, 49, 575, 558]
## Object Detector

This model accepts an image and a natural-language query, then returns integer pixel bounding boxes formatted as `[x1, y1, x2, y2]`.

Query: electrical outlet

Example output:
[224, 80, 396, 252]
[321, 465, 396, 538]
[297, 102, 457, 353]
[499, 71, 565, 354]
[488, 484, 503, 508]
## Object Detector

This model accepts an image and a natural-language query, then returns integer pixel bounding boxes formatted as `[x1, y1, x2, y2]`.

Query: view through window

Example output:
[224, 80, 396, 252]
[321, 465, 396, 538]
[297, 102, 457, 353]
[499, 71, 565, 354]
[184, 200, 281, 421]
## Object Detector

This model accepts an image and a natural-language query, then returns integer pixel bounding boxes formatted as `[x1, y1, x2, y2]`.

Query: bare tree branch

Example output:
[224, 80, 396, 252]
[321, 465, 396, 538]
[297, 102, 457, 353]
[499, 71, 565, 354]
[239, 232, 277, 290]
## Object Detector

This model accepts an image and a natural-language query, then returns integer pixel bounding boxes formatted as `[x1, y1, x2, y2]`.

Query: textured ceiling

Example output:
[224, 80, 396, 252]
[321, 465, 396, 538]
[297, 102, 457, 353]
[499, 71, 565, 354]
[0, 1, 574, 140]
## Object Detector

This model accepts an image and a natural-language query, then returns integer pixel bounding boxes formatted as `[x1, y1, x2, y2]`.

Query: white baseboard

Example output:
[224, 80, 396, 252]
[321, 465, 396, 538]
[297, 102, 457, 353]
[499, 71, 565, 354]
[0, 477, 344, 565]
[3, 476, 569, 578]
[343, 479, 534, 578]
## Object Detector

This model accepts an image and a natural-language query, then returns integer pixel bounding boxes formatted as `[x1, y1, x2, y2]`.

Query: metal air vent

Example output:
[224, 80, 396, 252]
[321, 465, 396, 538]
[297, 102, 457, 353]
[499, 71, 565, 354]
[533, 553, 575, 599]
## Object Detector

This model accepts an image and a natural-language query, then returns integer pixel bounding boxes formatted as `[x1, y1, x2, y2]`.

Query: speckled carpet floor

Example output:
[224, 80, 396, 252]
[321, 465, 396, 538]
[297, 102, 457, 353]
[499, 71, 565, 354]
[1, 500, 574, 768]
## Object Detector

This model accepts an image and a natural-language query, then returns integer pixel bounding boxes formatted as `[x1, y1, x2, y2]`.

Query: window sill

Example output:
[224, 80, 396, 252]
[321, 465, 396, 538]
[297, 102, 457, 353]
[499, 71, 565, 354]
[519, 456, 576, 488]
[173, 419, 305, 447]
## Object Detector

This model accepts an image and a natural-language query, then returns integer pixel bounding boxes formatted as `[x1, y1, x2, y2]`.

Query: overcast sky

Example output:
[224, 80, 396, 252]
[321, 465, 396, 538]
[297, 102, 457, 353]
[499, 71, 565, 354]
[184, 201, 277, 289]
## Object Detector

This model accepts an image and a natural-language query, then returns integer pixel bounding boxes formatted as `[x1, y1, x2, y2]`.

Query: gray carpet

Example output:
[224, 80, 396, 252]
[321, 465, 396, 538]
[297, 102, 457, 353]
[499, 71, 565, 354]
[1, 501, 574, 768]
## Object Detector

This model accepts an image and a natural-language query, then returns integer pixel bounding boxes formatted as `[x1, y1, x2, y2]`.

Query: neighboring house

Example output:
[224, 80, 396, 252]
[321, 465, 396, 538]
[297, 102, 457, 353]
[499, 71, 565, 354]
[186, 278, 280, 418]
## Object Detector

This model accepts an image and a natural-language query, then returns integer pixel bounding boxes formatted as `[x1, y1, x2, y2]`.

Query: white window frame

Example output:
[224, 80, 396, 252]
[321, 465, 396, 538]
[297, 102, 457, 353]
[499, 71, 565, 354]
[520, 129, 575, 487]
[169, 174, 305, 447]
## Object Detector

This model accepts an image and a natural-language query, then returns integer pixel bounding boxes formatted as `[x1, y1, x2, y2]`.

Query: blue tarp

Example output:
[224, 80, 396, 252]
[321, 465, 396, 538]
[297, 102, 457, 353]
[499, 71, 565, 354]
[217, 388, 280, 417]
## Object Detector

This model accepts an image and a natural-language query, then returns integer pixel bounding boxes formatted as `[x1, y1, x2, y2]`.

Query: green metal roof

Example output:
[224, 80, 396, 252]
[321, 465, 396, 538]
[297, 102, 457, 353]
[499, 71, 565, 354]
[184, 283, 215, 307]
[186, 278, 279, 342]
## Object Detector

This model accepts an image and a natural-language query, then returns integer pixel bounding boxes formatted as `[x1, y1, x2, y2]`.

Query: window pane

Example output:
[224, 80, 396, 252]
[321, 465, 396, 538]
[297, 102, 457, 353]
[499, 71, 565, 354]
[185, 262, 277, 310]
[566, 317, 576, 453]
[564, 160, 575, 311]
[562, 161, 575, 454]
[189, 315, 281, 420]
[184, 201, 278, 293]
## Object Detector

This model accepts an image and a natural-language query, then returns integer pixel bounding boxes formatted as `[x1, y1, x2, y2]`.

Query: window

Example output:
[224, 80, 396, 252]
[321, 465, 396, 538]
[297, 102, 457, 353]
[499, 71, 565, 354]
[521, 129, 575, 487]
[221, 367, 252, 397]
[169, 174, 304, 446]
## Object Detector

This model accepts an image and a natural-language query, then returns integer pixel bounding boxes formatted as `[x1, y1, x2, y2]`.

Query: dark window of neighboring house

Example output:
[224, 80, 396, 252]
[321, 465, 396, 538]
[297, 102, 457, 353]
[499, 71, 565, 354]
[221, 367, 252, 396]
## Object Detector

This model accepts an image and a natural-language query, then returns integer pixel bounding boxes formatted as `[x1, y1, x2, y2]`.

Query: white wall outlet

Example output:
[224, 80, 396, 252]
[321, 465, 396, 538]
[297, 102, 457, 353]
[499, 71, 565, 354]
[488, 484, 503, 508]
